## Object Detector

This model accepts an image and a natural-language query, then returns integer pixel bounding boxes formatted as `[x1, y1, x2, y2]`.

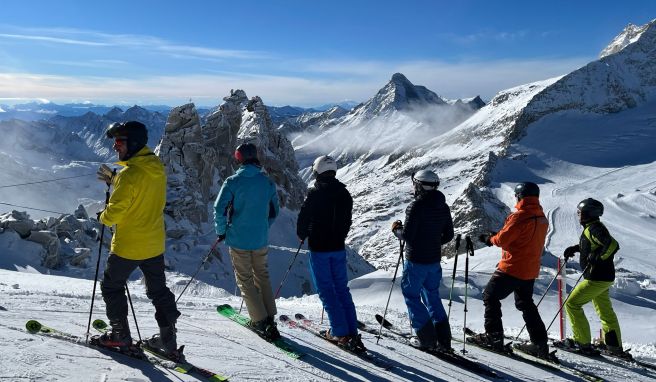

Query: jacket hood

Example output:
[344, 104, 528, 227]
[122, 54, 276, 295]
[514, 196, 541, 210]
[314, 176, 345, 190]
[416, 189, 446, 203]
[236, 164, 264, 177]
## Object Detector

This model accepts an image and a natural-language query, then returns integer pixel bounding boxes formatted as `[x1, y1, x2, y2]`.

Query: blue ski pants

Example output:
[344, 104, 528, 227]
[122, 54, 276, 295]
[309, 250, 358, 337]
[401, 260, 448, 332]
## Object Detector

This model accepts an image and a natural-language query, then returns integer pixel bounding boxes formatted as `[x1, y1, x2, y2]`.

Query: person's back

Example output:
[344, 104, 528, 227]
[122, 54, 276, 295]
[297, 176, 352, 252]
[493, 196, 549, 280]
[403, 189, 454, 264]
[104, 147, 166, 259]
[222, 164, 278, 250]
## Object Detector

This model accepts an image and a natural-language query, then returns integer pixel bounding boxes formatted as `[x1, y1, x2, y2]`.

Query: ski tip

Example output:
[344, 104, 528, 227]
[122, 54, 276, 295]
[216, 304, 233, 313]
[26, 320, 42, 333]
[357, 320, 366, 330]
[278, 315, 290, 322]
[294, 313, 306, 320]
[92, 319, 108, 330]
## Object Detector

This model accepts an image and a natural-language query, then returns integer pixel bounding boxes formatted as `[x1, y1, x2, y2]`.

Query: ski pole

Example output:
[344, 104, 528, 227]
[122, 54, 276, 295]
[274, 240, 304, 299]
[447, 234, 462, 321]
[85, 174, 114, 343]
[125, 283, 142, 342]
[377, 238, 404, 345]
[461, 235, 473, 354]
[175, 237, 223, 303]
[546, 262, 592, 333]
[515, 257, 568, 340]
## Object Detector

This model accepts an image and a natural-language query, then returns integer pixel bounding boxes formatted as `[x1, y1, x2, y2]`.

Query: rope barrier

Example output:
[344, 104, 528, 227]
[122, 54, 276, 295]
[0, 173, 96, 189]
[0, 202, 67, 215]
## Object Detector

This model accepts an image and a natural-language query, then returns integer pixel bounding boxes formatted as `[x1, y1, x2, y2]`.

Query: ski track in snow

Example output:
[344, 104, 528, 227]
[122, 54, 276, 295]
[1, 269, 655, 381]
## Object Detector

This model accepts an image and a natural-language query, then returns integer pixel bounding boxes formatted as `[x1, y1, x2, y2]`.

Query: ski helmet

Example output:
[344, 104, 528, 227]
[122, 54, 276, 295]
[514, 182, 540, 200]
[234, 143, 258, 164]
[105, 121, 148, 160]
[312, 155, 338, 176]
[577, 198, 604, 220]
[412, 170, 440, 191]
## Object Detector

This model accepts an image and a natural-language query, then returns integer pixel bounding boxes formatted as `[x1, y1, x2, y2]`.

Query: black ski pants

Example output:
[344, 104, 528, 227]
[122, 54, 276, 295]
[101, 254, 180, 327]
[483, 270, 548, 344]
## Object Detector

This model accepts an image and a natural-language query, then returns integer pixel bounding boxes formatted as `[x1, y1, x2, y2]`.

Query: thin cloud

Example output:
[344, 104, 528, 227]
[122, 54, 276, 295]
[44, 59, 129, 68]
[439, 29, 532, 44]
[0, 33, 110, 46]
[0, 26, 266, 61]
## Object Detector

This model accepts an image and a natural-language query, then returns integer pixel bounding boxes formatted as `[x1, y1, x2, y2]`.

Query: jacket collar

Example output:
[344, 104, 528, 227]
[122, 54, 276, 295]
[514, 196, 540, 210]
[115, 146, 153, 167]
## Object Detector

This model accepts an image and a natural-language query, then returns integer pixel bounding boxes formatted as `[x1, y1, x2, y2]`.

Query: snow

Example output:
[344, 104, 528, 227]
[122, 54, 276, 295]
[2, 267, 656, 381]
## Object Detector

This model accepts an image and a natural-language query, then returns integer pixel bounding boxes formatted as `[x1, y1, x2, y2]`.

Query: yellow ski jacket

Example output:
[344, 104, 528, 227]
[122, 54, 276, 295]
[100, 146, 166, 260]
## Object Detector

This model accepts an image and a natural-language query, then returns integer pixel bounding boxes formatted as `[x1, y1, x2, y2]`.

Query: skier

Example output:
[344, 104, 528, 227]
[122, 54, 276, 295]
[297, 155, 365, 353]
[471, 182, 550, 358]
[391, 170, 454, 350]
[96, 121, 181, 359]
[214, 142, 281, 340]
[556, 198, 622, 355]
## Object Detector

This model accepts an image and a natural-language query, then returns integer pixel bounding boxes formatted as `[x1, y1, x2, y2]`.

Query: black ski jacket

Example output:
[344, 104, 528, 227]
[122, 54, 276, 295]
[402, 190, 454, 264]
[579, 220, 619, 281]
[297, 176, 353, 252]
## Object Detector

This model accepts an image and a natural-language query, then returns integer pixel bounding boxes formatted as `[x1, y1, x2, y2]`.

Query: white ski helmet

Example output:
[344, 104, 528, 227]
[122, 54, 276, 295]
[412, 169, 440, 190]
[312, 155, 338, 176]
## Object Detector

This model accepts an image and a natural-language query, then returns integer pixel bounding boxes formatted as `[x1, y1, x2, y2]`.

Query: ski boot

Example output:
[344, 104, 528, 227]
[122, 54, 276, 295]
[322, 329, 350, 346]
[411, 321, 438, 350]
[553, 338, 600, 356]
[146, 324, 184, 361]
[434, 320, 452, 352]
[263, 316, 281, 341]
[513, 341, 551, 360]
[467, 331, 506, 352]
[344, 333, 367, 354]
[97, 318, 132, 351]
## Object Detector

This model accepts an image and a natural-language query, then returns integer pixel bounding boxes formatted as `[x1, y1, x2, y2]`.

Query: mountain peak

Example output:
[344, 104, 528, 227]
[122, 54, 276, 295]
[351, 73, 446, 117]
[390, 72, 411, 84]
[600, 19, 655, 58]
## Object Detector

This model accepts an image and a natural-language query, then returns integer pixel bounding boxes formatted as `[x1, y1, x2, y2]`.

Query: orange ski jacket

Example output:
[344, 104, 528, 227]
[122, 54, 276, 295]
[490, 196, 549, 280]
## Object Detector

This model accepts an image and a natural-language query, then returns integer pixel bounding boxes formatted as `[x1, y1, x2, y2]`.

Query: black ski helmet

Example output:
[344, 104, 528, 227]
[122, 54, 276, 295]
[514, 182, 540, 200]
[577, 198, 604, 221]
[105, 121, 148, 160]
[234, 143, 258, 164]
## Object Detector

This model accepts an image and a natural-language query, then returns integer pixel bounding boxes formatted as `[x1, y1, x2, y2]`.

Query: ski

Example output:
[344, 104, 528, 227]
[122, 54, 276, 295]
[26, 319, 229, 381]
[463, 328, 604, 382]
[373, 314, 412, 338]
[92, 319, 229, 381]
[215, 304, 304, 359]
[288, 313, 393, 370]
[364, 316, 501, 379]
[551, 339, 656, 375]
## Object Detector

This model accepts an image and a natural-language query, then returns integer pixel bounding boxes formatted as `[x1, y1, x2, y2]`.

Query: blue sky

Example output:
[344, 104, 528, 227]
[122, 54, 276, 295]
[0, 0, 654, 107]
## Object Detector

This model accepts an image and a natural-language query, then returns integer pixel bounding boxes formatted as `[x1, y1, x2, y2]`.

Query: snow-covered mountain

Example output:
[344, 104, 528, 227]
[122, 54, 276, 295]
[287, 20, 656, 271]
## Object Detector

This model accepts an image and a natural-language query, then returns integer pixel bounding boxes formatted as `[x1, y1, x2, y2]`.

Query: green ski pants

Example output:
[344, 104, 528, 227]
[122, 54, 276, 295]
[565, 279, 621, 347]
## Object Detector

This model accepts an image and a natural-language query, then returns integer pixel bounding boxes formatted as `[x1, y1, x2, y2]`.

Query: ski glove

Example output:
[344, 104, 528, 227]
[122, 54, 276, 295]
[96, 164, 115, 185]
[563, 245, 579, 260]
[478, 233, 494, 247]
[391, 220, 404, 239]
